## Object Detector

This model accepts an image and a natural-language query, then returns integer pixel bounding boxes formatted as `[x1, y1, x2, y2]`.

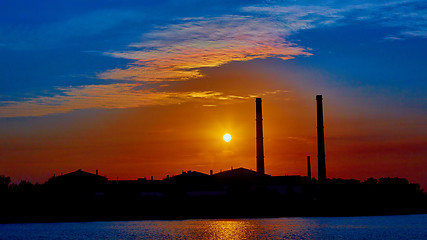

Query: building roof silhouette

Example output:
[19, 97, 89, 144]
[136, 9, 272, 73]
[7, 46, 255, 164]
[213, 167, 268, 184]
[47, 169, 108, 185]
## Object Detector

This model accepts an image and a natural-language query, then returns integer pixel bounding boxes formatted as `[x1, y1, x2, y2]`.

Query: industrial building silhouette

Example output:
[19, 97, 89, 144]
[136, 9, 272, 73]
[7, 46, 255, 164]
[46, 95, 323, 192]
[0, 95, 425, 223]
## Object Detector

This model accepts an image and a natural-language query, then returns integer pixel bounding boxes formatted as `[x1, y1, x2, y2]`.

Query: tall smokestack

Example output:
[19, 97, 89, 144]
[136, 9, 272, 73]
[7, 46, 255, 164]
[256, 98, 265, 174]
[307, 156, 311, 180]
[316, 95, 327, 182]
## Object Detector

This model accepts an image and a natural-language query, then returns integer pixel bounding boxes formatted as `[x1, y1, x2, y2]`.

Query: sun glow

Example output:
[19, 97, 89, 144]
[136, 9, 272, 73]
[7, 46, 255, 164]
[223, 133, 232, 142]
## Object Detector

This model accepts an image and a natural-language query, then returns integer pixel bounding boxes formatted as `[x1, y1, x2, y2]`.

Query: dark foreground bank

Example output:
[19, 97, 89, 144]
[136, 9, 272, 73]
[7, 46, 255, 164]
[1, 169, 426, 223]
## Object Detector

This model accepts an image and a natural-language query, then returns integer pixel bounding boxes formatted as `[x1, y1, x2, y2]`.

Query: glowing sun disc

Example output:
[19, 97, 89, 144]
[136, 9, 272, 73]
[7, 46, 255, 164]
[223, 133, 232, 142]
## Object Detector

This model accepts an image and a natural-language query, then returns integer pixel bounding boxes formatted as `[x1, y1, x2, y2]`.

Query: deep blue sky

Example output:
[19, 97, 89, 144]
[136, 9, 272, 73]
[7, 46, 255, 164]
[0, 0, 425, 116]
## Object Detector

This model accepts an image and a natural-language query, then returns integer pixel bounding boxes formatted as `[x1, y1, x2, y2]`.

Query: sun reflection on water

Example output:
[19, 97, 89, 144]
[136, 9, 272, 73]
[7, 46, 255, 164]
[204, 220, 253, 239]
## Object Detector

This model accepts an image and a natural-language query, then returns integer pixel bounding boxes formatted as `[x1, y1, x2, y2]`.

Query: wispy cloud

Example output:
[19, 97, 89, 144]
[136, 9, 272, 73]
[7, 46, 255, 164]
[0, 84, 264, 117]
[100, 0, 426, 84]
[244, 0, 427, 39]
[99, 15, 311, 82]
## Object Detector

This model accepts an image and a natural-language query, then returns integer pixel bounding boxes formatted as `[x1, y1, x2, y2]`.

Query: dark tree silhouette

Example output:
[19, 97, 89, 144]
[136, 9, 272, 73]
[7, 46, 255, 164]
[0, 175, 11, 192]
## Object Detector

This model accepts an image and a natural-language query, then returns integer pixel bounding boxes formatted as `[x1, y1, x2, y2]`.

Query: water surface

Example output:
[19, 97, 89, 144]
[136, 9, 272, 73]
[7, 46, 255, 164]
[0, 214, 426, 239]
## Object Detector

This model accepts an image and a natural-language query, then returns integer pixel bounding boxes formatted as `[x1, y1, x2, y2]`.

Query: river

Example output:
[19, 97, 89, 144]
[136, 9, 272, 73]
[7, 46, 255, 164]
[0, 214, 426, 239]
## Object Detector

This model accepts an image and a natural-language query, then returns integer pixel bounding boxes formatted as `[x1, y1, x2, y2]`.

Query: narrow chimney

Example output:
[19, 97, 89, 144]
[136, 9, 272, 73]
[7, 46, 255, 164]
[307, 156, 311, 180]
[151, 176, 153, 181]
[256, 98, 265, 174]
[210, 170, 213, 176]
[316, 95, 327, 182]
[96, 169, 98, 176]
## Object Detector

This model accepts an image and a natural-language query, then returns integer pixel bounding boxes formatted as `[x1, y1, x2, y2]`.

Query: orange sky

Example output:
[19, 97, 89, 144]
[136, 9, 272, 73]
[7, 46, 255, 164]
[1, 59, 425, 189]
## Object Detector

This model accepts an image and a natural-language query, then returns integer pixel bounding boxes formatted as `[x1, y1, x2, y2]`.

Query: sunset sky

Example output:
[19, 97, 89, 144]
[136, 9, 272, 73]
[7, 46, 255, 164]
[0, 0, 426, 188]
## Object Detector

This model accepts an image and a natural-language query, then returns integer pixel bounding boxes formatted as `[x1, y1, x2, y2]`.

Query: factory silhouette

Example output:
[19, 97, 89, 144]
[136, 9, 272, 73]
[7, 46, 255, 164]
[0, 95, 425, 223]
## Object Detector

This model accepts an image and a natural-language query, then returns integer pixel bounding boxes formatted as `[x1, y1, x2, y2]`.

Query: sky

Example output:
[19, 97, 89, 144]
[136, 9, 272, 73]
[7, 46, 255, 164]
[0, 0, 426, 188]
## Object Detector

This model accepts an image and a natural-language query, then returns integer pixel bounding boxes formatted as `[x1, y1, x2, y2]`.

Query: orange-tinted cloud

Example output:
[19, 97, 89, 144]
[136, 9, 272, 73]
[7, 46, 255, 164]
[0, 79, 291, 117]
[0, 83, 258, 117]
[99, 16, 311, 82]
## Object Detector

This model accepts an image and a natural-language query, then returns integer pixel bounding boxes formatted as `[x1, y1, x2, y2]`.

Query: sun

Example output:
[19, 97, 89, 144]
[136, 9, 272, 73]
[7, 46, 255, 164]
[223, 133, 232, 142]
